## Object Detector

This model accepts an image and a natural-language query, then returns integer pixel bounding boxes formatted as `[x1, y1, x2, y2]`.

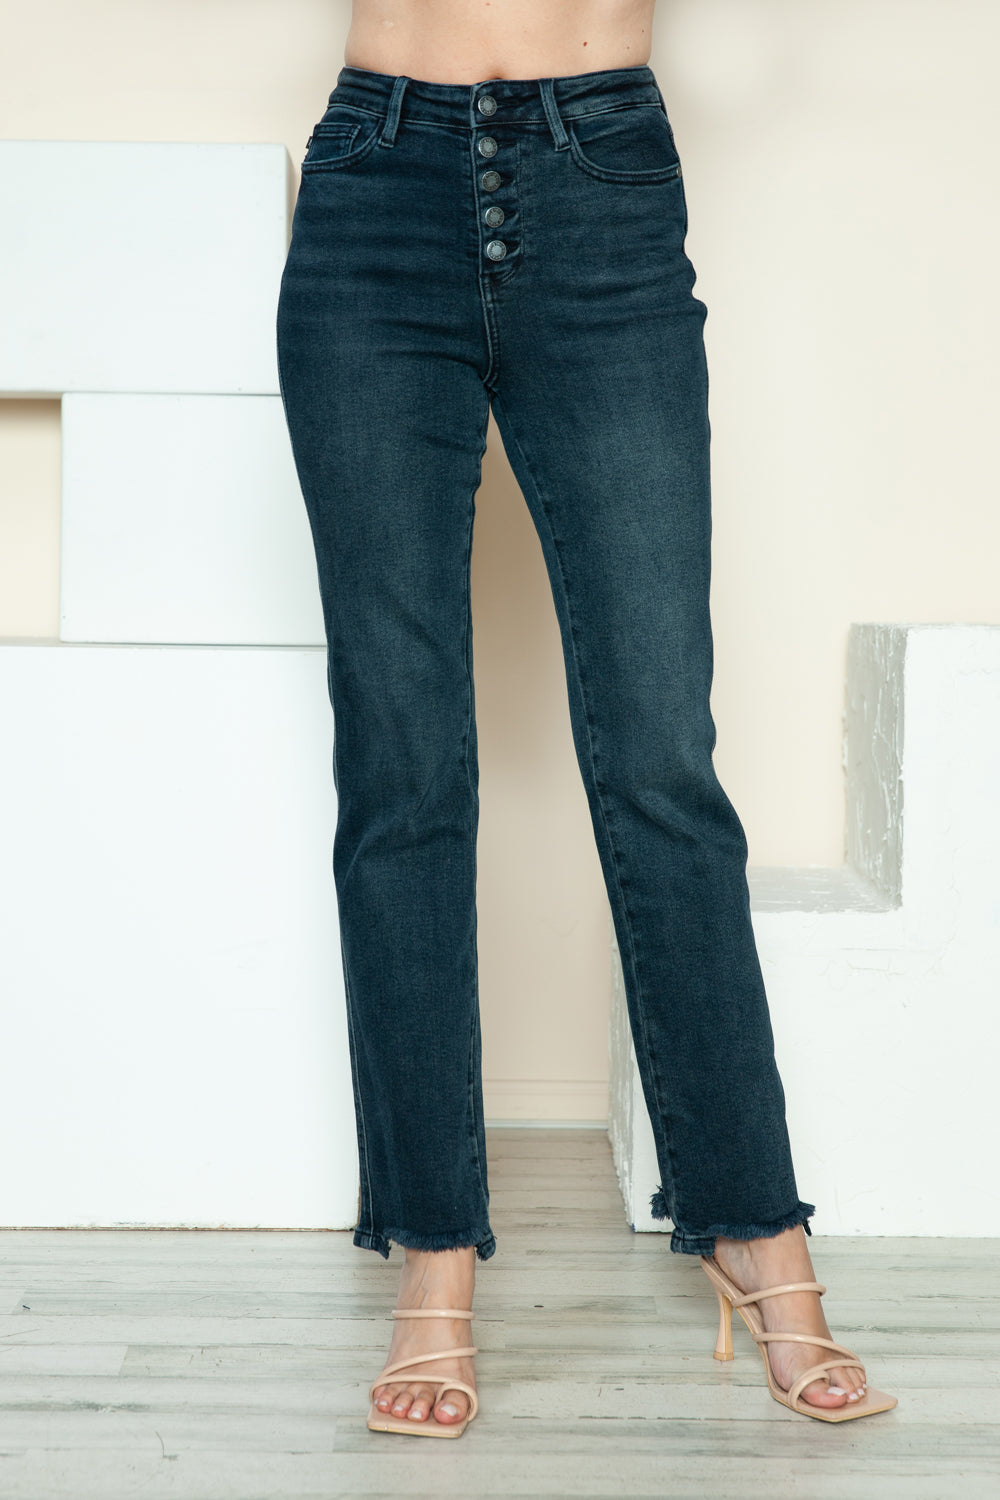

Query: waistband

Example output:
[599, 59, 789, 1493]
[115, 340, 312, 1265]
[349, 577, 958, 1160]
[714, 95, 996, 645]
[328, 63, 667, 131]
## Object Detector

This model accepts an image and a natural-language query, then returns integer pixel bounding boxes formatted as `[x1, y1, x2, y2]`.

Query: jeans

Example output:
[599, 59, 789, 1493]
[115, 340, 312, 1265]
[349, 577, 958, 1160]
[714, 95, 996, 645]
[275, 62, 814, 1261]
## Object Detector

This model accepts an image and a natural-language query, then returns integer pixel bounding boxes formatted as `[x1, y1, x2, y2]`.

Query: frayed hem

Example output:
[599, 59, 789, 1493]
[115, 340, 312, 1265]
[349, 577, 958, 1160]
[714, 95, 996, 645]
[356, 1224, 497, 1262]
[353, 1227, 391, 1260]
[649, 1190, 816, 1257]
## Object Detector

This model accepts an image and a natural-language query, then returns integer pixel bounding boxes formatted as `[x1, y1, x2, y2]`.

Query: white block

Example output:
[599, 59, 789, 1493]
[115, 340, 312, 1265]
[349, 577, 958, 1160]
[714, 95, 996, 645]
[0, 143, 290, 395]
[60, 394, 325, 646]
[0, 642, 356, 1228]
[609, 624, 1000, 1238]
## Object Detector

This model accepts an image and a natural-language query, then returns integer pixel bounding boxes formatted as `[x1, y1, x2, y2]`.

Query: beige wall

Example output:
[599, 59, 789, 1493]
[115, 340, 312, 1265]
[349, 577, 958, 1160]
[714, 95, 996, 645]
[2, 1, 998, 1122]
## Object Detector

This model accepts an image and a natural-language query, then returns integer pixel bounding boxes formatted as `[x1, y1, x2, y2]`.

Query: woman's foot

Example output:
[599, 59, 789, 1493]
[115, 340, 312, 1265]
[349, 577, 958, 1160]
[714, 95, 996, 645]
[711, 1225, 867, 1411]
[371, 1245, 477, 1426]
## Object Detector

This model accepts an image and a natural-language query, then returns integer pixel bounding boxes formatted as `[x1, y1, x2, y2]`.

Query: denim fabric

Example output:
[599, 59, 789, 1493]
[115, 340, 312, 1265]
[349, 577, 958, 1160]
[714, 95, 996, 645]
[275, 62, 814, 1260]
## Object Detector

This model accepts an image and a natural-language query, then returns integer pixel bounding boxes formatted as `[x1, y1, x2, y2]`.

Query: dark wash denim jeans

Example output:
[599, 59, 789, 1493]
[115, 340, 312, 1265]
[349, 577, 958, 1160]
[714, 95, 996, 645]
[275, 63, 814, 1260]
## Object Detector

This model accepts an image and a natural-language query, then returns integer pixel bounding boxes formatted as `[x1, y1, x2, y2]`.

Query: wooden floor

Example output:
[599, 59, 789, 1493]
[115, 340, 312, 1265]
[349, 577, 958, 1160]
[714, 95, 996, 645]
[0, 1128, 997, 1499]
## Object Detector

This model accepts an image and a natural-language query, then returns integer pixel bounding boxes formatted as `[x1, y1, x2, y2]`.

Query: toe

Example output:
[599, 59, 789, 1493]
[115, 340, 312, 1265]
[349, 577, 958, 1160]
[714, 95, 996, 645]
[406, 1385, 436, 1422]
[828, 1363, 867, 1399]
[842, 1371, 868, 1402]
[434, 1387, 470, 1424]
[799, 1377, 849, 1408]
[798, 1361, 868, 1408]
[390, 1387, 415, 1417]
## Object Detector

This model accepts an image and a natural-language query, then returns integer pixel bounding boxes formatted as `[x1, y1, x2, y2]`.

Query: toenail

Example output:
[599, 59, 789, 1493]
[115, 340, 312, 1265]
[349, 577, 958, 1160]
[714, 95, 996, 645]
[826, 1386, 847, 1395]
[439, 1403, 459, 1416]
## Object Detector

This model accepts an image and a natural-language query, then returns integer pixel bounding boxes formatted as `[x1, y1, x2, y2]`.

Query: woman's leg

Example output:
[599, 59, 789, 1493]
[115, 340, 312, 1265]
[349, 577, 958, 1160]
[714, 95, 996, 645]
[489, 100, 811, 1256]
[275, 75, 499, 1421]
[276, 85, 496, 1265]
[483, 71, 862, 1407]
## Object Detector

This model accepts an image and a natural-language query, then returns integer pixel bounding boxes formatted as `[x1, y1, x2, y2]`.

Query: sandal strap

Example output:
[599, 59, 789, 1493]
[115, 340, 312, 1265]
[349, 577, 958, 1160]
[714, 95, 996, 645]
[369, 1357, 480, 1422]
[375, 1346, 478, 1381]
[391, 1307, 474, 1319]
[368, 1374, 480, 1423]
[730, 1280, 826, 1307]
[786, 1357, 866, 1413]
[374, 1314, 479, 1420]
[751, 1331, 858, 1360]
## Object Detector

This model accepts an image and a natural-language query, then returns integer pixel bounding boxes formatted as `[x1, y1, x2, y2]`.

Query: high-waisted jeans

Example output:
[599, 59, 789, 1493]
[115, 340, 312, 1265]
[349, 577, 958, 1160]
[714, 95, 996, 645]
[275, 62, 815, 1261]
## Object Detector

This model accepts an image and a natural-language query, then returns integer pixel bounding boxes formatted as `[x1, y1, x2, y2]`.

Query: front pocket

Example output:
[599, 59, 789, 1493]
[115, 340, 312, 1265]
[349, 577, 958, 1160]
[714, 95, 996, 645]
[567, 103, 682, 185]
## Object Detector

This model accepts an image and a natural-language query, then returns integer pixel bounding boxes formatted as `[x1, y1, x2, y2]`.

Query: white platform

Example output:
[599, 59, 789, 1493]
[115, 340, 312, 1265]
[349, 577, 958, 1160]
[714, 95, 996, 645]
[60, 394, 325, 645]
[609, 624, 1000, 1238]
[0, 642, 357, 1229]
[0, 142, 290, 396]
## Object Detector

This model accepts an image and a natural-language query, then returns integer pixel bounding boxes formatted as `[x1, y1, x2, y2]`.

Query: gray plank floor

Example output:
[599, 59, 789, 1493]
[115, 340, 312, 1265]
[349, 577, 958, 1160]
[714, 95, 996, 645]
[0, 1127, 997, 1499]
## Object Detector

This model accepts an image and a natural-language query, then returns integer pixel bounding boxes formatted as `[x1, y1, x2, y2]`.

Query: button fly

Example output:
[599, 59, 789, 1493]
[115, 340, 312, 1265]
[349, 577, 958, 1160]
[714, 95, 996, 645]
[475, 109, 516, 277]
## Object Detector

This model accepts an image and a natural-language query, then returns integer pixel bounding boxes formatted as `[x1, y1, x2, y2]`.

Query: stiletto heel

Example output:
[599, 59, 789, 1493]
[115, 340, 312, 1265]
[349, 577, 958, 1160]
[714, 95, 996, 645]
[367, 1307, 479, 1438]
[712, 1286, 734, 1361]
[700, 1255, 898, 1422]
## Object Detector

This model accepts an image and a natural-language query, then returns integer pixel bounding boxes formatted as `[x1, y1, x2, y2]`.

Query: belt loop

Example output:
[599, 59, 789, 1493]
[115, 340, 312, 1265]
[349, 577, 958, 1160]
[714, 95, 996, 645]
[378, 75, 409, 147]
[539, 77, 569, 151]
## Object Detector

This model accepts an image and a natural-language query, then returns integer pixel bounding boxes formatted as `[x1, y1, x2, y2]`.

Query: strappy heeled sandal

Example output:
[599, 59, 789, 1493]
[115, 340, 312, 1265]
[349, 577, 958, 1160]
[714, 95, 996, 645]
[367, 1307, 479, 1438]
[700, 1254, 897, 1422]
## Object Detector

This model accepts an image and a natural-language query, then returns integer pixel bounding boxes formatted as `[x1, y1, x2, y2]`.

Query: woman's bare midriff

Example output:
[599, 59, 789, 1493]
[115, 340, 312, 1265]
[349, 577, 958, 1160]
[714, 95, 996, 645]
[344, 0, 656, 84]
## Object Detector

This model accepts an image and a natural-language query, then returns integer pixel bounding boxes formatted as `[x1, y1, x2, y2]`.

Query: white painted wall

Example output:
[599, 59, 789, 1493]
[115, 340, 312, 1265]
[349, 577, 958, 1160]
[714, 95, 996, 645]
[0, 143, 289, 396]
[60, 394, 323, 646]
[0, 137, 365, 1228]
[610, 625, 1000, 1236]
[0, 643, 357, 1228]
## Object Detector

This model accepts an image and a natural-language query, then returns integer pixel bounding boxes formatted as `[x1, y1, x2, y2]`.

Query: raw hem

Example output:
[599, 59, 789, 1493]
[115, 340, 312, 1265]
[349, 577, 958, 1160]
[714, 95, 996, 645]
[354, 1224, 497, 1262]
[649, 1192, 816, 1257]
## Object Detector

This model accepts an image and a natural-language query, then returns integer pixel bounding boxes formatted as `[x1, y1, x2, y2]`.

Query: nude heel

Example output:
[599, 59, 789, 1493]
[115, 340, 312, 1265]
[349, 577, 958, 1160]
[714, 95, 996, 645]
[367, 1307, 479, 1438]
[712, 1286, 735, 1361]
[700, 1255, 898, 1422]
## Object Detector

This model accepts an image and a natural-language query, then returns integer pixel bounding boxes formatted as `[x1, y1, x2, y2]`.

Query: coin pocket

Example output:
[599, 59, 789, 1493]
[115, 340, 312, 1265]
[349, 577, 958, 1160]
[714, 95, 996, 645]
[301, 109, 380, 173]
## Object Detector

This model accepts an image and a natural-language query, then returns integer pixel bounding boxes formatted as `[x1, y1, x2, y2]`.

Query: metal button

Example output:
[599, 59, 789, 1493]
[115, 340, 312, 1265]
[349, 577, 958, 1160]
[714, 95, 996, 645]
[481, 169, 502, 191]
[477, 94, 497, 116]
[477, 136, 499, 158]
[484, 206, 505, 227]
[485, 240, 507, 260]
